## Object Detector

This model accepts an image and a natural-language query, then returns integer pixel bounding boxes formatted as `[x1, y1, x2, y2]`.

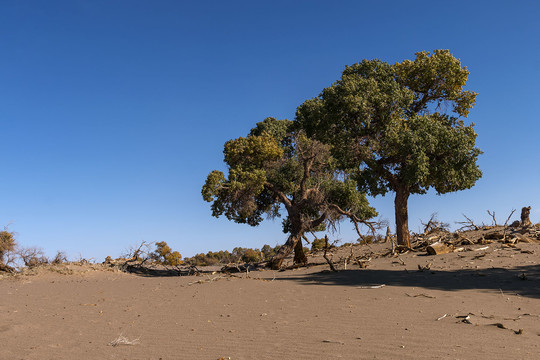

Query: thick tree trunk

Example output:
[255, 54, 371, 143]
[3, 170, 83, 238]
[293, 237, 307, 265]
[270, 233, 302, 270]
[394, 185, 411, 248]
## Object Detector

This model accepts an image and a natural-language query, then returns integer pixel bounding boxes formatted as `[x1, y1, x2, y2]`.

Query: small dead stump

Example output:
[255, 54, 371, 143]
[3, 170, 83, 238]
[521, 206, 532, 227]
[426, 242, 452, 255]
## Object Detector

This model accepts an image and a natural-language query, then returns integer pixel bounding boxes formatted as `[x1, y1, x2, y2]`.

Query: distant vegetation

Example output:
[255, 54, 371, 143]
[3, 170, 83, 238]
[0, 225, 69, 273]
[183, 245, 281, 266]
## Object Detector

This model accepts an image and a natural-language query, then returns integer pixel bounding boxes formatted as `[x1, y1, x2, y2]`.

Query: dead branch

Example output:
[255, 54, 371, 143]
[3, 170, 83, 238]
[487, 210, 498, 226]
[327, 204, 384, 238]
[343, 245, 355, 270]
[323, 235, 337, 272]
[502, 209, 517, 241]
[456, 214, 480, 231]
[421, 213, 449, 234]
[504, 209, 516, 227]
[417, 263, 432, 272]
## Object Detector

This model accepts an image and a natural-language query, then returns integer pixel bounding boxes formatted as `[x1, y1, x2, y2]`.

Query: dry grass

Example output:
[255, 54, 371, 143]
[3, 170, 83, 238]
[108, 334, 140, 347]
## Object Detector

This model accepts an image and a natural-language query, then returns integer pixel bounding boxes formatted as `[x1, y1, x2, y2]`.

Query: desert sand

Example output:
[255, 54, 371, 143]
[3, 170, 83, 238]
[1, 241, 540, 360]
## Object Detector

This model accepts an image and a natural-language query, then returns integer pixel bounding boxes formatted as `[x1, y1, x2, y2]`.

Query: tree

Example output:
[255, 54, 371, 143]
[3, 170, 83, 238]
[296, 50, 482, 247]
[202, 118, 377, 269]
[153, 241, 183, 266]
[0, 226, 16, 272]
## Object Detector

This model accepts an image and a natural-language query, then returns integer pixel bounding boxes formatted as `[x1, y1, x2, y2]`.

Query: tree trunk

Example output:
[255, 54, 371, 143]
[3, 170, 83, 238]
[293, 237, 307, 265]
[270, 233, 301, 270]
[394, 185, 410, 248]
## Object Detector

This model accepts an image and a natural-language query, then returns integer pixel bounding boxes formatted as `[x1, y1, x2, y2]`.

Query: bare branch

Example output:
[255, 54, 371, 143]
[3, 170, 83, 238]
[504, 209, 516, 227]
[502, 208, 516, 241]
[421, 213, 449, 234]
[456, 214, 479, 231]
[323, 235, 337, 272]
[327, 204, 381, 238]
[487, 210, 498, 226]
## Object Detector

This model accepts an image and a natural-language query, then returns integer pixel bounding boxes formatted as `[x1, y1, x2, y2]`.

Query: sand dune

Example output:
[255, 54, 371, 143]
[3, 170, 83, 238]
[1, 242, 539, 359]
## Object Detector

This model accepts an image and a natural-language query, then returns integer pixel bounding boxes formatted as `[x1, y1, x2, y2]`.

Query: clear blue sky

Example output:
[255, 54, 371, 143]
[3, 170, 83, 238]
[1, 1, 538, 261]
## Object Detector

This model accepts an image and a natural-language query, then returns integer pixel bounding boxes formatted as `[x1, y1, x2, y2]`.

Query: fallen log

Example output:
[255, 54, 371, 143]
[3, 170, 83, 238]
[512, 234, 539, 244]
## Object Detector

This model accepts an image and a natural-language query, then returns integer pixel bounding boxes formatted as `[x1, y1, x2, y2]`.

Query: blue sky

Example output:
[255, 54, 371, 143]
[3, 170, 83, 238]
[1, 1, 538, 261]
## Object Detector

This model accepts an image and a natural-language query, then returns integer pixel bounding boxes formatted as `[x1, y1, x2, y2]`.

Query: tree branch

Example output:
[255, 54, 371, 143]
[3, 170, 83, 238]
[309, 212, 327, 230]
[327, 204, 376, 236]
[264, 182, 292, 211]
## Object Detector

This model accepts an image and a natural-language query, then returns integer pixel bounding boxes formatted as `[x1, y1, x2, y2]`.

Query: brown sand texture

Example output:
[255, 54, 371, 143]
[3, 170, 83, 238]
[1, 242, 540, 360]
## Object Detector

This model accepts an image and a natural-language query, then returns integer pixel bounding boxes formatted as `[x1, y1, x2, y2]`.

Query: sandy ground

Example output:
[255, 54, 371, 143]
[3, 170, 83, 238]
[1, 242, 540, 360]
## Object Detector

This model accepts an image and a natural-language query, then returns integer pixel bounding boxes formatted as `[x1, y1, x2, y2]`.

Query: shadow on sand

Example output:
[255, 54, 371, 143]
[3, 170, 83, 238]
[279, 264, 540, 299]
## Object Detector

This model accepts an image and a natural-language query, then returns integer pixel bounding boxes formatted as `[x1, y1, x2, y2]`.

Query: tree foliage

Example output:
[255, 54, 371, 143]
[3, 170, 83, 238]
[203, 117, 376, 268]
[153, 241, 183, 266]
[296, 50, 482, 247]
[0, 228, 16, 265]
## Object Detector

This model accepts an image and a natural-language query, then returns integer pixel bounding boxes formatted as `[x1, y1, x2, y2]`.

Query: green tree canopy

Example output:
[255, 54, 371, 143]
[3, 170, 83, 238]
[296, 50, 482, 247]
[202, 117, 377, 268]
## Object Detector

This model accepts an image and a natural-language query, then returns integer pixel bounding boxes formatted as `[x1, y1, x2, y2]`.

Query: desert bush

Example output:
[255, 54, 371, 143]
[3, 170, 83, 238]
[18, 246, 49, 268]
[51, 251, 68, 265]
[153, 241, 183, 266]
[358, 234, 384, 244]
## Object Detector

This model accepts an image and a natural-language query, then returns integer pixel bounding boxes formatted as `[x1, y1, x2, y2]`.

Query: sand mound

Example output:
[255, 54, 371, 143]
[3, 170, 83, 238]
[1, 240, 539, 359]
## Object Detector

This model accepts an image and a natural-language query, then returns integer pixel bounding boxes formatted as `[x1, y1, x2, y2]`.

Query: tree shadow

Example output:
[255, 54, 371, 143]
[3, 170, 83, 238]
[279, 264, 540, 299]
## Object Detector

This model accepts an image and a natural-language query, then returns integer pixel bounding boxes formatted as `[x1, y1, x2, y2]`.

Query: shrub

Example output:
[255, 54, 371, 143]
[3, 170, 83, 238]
[311, 238, 327, 251]
[261, 244, 281, 260]
[358, 234, 383, 244]
[0, 227, 16, 265]
[51, 251, 68, 265]
[18, 247, 48, 268]
[153, 241, 183, 266]
[241, 248, 261, 263]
